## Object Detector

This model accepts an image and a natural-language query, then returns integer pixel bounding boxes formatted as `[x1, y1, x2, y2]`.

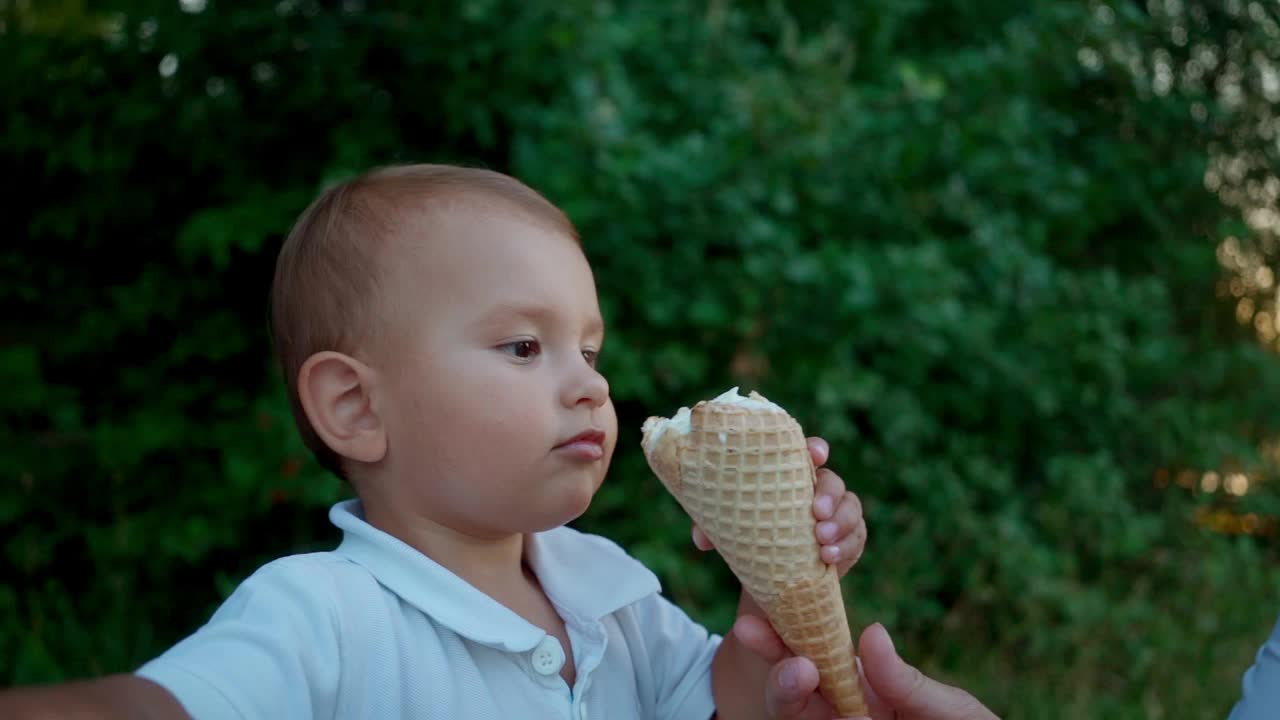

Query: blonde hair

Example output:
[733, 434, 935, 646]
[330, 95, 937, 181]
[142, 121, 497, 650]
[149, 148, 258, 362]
[269, 163, 579, 480]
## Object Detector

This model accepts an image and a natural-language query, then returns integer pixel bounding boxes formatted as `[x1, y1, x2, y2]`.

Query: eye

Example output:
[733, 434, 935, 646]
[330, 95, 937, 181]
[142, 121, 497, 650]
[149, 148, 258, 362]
[499, 339, 541, 361]
[582, 348, 599, 368]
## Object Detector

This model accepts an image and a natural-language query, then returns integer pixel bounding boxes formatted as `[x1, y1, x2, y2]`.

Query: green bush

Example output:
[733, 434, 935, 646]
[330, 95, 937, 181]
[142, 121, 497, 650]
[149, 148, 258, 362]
[4, 2, 1280, 717]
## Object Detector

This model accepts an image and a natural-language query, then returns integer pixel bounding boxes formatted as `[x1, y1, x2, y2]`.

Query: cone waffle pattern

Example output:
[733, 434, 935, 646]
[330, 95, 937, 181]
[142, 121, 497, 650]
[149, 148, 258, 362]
[643, 396, 865, 716]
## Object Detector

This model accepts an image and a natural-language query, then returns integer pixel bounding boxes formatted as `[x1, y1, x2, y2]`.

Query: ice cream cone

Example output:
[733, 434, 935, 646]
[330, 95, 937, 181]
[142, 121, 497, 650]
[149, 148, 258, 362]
[642, 387, 866, 717]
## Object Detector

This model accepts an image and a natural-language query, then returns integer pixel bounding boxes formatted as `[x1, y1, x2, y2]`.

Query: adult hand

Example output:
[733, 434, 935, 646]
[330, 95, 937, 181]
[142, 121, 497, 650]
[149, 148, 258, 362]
[850, 623, 998, 720]
[746, 619, 999, 720]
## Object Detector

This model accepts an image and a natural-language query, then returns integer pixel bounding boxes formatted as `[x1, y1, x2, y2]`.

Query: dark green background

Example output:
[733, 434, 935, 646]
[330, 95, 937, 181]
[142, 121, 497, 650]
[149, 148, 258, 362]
[4, 1, 1280, 717]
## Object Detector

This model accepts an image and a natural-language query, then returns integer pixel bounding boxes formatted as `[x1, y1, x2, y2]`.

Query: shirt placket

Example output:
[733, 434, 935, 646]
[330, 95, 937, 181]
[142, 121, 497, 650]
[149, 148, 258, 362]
[523, 635, 574, 718]
[566, 615, 607, 720]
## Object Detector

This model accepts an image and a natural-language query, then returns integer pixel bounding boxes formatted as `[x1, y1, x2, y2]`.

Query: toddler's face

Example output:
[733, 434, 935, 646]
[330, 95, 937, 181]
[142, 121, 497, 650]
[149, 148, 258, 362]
[368, 207, 616, 537]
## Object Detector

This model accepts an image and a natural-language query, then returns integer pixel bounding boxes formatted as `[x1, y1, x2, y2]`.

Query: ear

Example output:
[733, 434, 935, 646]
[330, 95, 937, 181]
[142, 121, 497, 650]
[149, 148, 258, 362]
[297, 351, 388, 465]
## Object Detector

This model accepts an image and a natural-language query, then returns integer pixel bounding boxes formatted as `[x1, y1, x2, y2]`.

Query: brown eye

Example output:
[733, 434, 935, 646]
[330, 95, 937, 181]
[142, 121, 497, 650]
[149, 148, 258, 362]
[582, 348, 599, 367]
[500, 339, 541, 361]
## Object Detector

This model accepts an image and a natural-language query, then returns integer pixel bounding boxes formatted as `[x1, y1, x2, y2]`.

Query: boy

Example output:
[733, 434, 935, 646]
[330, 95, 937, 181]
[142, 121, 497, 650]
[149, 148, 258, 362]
[1, 164, 868, 718]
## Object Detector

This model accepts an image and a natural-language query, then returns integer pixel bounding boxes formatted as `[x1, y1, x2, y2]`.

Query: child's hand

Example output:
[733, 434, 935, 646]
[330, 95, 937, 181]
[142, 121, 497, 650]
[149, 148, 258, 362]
[691, 436, 867, 576]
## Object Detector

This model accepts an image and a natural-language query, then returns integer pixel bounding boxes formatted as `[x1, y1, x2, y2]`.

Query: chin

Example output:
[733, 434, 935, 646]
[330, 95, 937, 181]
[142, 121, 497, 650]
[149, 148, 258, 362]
[564, 487, 596, 522]
[512, 492, 595, 534]
[546, 483, 597, 529]
[522, 468, 603, 531]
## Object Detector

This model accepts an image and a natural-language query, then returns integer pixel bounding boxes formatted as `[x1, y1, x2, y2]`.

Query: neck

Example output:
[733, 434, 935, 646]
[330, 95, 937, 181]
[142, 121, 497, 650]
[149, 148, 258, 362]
[360, 495, 532, 602]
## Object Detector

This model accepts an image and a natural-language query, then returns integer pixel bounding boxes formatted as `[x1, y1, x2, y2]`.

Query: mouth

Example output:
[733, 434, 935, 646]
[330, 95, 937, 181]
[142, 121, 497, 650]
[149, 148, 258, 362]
[554, 429, 607, 460]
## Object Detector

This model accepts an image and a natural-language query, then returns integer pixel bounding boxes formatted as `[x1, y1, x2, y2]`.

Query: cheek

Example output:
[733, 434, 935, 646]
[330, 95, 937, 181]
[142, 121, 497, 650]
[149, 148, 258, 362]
[384, 356, 489, 451]
[403, 402, 542, 501]
[599, 401, 620, 462]
[603, 401, 619, 445]
[411, 366, 548, 458]
[405, 350, 511, 419]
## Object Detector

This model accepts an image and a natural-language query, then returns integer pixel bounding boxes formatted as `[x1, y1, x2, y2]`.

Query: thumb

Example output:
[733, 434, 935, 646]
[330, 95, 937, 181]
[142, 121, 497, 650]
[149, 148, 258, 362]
[765, 656, 823, 719]
[857, 623, 998, 720]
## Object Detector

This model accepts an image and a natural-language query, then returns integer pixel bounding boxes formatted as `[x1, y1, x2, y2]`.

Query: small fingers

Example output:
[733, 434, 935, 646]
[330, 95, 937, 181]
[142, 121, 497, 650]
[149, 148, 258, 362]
[813, 468, 845, 520]
[815, 489, 863, 545]
[816, 491, 867, 573]
[829, 520, 867, 575]
[831, 490, 864, 533]
[806, 437, 830, 468]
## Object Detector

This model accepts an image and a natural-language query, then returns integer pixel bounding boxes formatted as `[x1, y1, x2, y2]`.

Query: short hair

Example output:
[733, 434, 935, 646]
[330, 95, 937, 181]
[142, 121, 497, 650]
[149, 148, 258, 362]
[269, 163, 580, 481]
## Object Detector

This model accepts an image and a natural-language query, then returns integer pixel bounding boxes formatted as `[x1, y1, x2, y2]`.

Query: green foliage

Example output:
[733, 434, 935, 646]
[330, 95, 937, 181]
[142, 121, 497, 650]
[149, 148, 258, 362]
[4, 1, 1280, 716]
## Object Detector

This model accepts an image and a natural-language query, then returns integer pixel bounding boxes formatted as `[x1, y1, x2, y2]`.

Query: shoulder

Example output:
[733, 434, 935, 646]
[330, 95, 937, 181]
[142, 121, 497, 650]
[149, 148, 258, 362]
[245, 551, 375, 587]
[184, 550, 392, 651]
[135, 551, 395, 718]
[216, 552, 371, 611]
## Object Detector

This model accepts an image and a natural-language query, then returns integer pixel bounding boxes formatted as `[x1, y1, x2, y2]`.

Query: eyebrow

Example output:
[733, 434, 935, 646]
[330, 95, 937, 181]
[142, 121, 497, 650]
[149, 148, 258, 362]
[472, 302, 605, 336]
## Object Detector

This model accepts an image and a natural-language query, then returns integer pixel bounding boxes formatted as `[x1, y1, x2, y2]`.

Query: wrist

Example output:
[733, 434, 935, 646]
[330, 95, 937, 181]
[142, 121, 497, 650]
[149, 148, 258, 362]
[711, 611, 772, 720]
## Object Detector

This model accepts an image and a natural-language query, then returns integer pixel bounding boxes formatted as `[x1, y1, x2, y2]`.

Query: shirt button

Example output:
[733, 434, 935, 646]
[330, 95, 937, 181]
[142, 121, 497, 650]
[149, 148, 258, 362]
[530, 636, 565, 676]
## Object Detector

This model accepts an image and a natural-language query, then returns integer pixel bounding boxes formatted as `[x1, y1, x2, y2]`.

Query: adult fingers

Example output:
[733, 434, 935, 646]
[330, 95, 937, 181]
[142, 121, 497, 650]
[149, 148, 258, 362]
[857, 624, 998, 720]
[732, 614, 790, 665]
[764, 656, 826, 720]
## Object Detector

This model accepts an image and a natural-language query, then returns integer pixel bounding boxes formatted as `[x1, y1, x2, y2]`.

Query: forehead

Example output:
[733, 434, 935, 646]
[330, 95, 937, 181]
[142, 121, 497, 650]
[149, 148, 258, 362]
[382, 202, 599, 316]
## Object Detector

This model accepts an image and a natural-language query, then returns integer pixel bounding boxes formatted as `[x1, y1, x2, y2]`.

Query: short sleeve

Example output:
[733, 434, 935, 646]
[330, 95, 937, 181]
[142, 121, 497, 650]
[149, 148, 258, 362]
[135, 557, 343, 720]
[1229, 613, 1280, 720]
[624, 593, 722, 720]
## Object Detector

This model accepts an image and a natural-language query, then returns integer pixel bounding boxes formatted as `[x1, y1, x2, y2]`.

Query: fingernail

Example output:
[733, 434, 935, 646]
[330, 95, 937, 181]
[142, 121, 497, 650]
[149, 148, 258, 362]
[780, 665, 799, 692]
[817, 521, 837, 542]
[822, 545, 840, 563]
[815, 495, 834, 518]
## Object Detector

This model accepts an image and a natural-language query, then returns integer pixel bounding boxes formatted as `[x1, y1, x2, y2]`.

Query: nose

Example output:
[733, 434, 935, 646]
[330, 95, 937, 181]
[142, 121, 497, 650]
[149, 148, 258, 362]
[562, 355, 610, 409]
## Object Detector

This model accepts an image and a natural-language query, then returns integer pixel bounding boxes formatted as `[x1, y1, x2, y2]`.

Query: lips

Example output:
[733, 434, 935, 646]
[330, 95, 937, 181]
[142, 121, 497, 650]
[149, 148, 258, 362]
[554, 429, 606, 460]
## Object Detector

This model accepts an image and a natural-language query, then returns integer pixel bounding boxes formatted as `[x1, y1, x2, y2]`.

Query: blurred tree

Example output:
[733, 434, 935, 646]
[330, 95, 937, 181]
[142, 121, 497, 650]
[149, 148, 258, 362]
[2, 1, 1278, 716]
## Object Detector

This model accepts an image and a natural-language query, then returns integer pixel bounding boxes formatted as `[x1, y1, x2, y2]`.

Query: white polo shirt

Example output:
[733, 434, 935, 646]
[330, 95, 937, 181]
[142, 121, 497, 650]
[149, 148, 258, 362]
[136, 499, 721, 719]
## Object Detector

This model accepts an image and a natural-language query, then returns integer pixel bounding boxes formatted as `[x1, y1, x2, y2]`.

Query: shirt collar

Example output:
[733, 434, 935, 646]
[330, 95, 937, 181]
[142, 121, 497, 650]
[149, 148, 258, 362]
[329, 499, 661, 653]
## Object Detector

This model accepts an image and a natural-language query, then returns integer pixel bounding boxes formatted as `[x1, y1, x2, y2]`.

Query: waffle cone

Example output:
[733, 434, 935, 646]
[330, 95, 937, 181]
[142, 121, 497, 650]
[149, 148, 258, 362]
[642, 390, 865, 716]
